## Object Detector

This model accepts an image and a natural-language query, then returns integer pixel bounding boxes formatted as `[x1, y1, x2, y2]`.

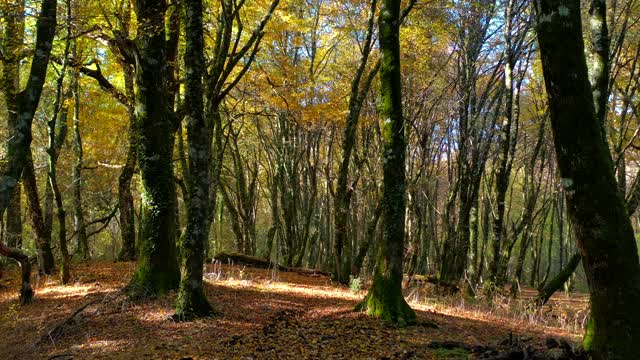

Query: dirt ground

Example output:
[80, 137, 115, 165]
[0, 261, 586, 359]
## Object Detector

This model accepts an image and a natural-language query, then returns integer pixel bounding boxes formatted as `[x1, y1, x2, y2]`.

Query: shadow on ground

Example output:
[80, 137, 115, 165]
[0, 262, 578, 359]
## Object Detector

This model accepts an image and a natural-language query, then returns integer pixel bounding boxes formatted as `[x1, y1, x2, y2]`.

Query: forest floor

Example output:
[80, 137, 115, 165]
[0, 261, 588, 359]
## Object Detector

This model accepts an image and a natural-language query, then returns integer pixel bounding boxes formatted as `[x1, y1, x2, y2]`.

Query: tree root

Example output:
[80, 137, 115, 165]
[36, 291, 123, 346]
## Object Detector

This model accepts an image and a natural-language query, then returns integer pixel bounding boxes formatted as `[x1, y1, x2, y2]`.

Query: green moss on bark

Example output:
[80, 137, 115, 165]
[356, 0, 416, 327]
[357, 269, 416, 326]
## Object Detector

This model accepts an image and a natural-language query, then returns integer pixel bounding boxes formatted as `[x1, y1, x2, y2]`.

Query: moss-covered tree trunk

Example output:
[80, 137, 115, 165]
[6, 185, 22, 248]
[71, 65, 88, 261]
[488, 0, 517, 289]
[2, 0, 56, 276]
[358, 0, 416, 326]
[118, 112, 137, 262]
[589, 0, 609, 144]
[126, 0, 180, 297]
[535, 0, 640, 358]
[3, 0, 24, 249]
[22, 152, 55, 274]
[117, 31, 138, 262]
[0, 0, 56, 303]
[174, 0, 214, 320]
[535, 253, 581, 306]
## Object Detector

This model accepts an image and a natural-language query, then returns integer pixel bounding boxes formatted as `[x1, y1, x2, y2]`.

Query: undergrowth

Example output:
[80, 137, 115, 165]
[405, 281, 588, 337]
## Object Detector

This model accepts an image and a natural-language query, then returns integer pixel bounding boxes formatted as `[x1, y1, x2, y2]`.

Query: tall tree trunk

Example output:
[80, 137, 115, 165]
[489, 12, 516, 288]
[174, 0, 214, 320]
[47, 61, 71, 284]
[0, 0, 57, 303]
[72, 68, 88, 260]
[126, 0, 180, 297]
[115, 3, 137, 262]
[1, 0, 25, 252]
[334, 0, 378, 285]
[23, 153, 55, 274]
[358, 0, 416, 326]
[117, 120, 137, 261]
[589, 0, 610, 144]
[47, 1, 73, 283]
[535, 1, 640, 357]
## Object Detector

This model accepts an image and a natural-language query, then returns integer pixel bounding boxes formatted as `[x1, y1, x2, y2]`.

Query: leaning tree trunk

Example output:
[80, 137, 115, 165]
[535, 253, 581, 306]
[535, 0, 640, 358]
[0, 0, 57, 304]
[357, 0, 416, 326]
[126, 0, 180, 297]
[2, 0, 55, 276]
[174, 0, 215, 320]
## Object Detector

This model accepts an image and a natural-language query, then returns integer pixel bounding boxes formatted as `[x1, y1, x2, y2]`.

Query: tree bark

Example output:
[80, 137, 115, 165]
[0, 0, 57, 302]
[22, 153, 55, 274]
[358, 0, 416, 326]
[0, 243, 33, 304]
[535, 0, 640, 357]
[5, 184, 22, 249]
[71, 66, 88, 261]
[174, 0, 215, 320]
[589, 0, 610, 144]
[126, 0, 180, 297]
[117, 63, 137, 262]
[48, 0, 74, 282]
[535, 253, 581, 306]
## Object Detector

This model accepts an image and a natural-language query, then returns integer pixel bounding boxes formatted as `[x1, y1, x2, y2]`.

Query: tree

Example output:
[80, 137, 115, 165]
[0, 0, 57, 303]
[46, 0, 75, 283]
[125, 0, 180, 297]
[71, 0, 138, 262]
[534, 0, 640, 357]
[333, 0, 379, 284]
[174, 0, 215, 320]
[357, 0, 416, 326]
[439, 0, 501, 284]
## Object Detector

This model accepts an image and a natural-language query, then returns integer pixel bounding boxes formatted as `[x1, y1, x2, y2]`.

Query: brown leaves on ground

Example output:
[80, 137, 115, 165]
[0, 262, 584, 359]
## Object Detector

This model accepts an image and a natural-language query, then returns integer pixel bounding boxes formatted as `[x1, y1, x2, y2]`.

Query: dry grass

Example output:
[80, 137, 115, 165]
[0, 261, 586, 359]
[405, 283, 588, 340]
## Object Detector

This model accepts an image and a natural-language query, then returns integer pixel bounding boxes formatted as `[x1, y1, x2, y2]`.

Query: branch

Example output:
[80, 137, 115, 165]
[78, 61, 132, 108]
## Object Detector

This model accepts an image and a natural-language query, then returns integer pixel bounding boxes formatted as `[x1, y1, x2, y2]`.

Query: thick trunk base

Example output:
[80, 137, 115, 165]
[173, 287, 216, 321]
[356, 275, 416, 327]
[125, 264, 179, 299]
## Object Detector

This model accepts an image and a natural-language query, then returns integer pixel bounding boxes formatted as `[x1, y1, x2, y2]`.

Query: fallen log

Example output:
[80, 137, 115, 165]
[405, 274, 460, 293]
[212, 252, 331, 277]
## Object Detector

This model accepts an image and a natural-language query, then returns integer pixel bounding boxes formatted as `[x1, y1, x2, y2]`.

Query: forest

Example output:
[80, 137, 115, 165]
[1, 0, 639, 358]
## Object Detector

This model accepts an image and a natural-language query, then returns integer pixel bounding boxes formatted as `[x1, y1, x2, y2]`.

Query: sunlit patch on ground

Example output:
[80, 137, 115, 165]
[72, 339, 129, 351]
[0, 261, 586, 359]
